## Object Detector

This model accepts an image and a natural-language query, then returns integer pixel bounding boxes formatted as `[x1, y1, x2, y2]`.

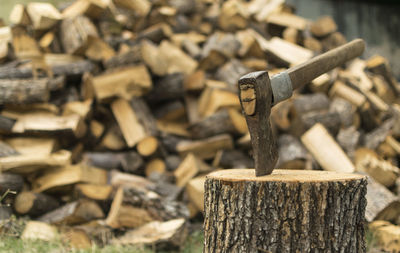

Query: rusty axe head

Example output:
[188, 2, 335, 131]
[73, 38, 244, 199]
[239, 71, 278, 177]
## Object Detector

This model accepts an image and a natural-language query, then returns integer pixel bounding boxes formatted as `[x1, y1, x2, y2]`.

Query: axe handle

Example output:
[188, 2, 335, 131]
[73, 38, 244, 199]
[288, 39, 365, 90]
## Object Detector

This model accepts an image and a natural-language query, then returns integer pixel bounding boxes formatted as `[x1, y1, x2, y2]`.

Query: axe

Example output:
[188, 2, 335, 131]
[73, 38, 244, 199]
[238, 39, 365, 176]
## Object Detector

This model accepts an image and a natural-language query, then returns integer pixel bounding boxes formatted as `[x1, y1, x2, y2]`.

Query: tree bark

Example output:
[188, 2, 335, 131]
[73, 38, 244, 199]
[204, 169, 367, 253]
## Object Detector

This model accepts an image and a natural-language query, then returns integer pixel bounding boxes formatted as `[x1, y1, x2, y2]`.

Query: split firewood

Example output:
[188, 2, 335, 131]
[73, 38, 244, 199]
[38, 199, 105, 225]
[310, 16, 337, 38]
[329, 97, 359, 128]
[21, 221, 58, 241]
[32, 163, 107, 192]
[355, 152, 399, 188]
[369, 221, 400, 252]
[259, 37, 313, 66]
[277, 134, 308, 170]
[0, 173, 24, 195]
[26, 3, 62, 30]
[74, 183, 112, 201]
[154, 101, 186, 121]
[85, 37, 116, 62]
[309, 73, 331, 93]
[216, 59, 250, 89]
[98, 124, 126, 150]
[114, 0, 151, 16]
[186, 176, 206, 212]
[111, 98, 147, 147]
[336, 126, 360, 159]
[174, 153, 210, 187]
[83, 151, 143, 172]
[60, 227, 92, 249]
[112, 218, 188, 249]
[188, 109, 247, 139]
[176, 134, 234, 159]
[103, 44, 141, 69]
[198, 87, 240, 118]
[365, 175, 400, 223]
[109, 170, 154, 189]
[60, 15, 99, 55]
[267, 13, 309, 31]
[271, 98, 292, 131]
[0, 150, 71, 174]
[0, 57, 94, 80]
[105, 187, 155, 229]
[75, 221, 113, 247]
[4, 137, 56, 155]
[0, 78, 55, 105]
[10, 112, 86, 138]
[145, 159, 167, 177]
[9, 4, 30, 26]
[14, 191, 59, 217]
[212, 149, 253, 169]
[89, 65, 152, 101]
[62, 0, 107, 19]
[147, 73, 184, 103]
[301, 123, 355, 173]
[366, 55, 400, 95]
[363, 118, 395, 150]
[0, 141, 19, 157]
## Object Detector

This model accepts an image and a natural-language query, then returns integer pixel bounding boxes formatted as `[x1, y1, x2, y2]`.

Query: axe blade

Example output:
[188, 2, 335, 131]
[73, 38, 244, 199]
[238, 71, 278, 176]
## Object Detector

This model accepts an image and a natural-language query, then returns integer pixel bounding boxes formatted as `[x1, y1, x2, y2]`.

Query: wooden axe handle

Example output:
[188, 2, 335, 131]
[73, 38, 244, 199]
[288, 39, 365, 90]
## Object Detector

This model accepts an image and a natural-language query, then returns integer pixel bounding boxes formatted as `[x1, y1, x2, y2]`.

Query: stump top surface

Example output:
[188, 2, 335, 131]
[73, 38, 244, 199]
[207, 169, 365, 182]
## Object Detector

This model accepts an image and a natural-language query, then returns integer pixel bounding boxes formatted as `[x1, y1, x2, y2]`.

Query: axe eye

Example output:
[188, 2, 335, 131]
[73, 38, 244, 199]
[239, 83, 256, 116]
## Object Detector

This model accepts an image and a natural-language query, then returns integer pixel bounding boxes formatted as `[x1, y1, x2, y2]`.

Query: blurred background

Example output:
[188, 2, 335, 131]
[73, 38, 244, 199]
[5, 0, 398, 78]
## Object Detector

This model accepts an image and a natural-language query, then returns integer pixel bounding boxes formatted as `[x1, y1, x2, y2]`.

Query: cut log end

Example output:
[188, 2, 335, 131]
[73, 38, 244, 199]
[207, 168, 365, 182]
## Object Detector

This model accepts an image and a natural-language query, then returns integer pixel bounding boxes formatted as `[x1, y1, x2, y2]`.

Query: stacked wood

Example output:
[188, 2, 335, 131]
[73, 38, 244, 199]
[0, 0, 398, 251]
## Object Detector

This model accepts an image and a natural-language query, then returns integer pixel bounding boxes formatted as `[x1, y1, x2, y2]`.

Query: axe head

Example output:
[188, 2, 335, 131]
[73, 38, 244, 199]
[238, 71, 278, 176]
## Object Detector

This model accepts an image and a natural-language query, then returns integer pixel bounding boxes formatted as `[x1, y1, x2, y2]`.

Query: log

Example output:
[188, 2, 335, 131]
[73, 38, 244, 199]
[0, 78, 52, 105]
[74, 183, 112, 201]
[204, 169, 367, 252]
[60, 227, 92, 249]
[89, 65, 152, 101]
[5, 137, 57, 155]
[301, 123, 355, 173]
[38, 199, 104, 225]
[186, 176, 206, 212]
[83, 151, 144, 172]
[145, 159, 167, 178]
[21, 221, 58, 241]
[62, 0, 107, 19]
[310, 16, 337, 38]
[111, 98, 147, 147]
[0, 173, 24, 195]
[60, 15, 98, 55]
[277, 134, 308, 170]
[174, 153, 209, 187]
[365, 175, 400, 223]
[0, 150, 71, 174]
[188, 109, 247, 139]
[356, 154, 399, 188]
[0, 141, 19, 157]
[198, 87, 240, 118]
[212, 149, 253, 169]
[14, 191, 59, 217]
[176, 134, 234, 159]
[11, 113, 86, 138]
[369, 220, 400, 252]
[105, 187, 155, 229]
[9, 4, 30, 26]
[26, 3, 62, 30]
[112, 218, 188, 249]
[32, 163, 107, 192]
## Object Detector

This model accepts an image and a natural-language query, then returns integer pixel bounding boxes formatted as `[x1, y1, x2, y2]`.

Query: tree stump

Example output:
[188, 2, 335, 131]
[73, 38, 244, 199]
[204, 169, 367, 253]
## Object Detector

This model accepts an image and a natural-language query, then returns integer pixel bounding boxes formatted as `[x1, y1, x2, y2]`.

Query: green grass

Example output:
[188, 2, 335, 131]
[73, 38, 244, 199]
[0, 229, 203, 253]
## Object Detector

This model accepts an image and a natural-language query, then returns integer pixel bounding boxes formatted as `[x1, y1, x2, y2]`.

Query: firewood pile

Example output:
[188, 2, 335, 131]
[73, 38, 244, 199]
[0, 0, 399, 250]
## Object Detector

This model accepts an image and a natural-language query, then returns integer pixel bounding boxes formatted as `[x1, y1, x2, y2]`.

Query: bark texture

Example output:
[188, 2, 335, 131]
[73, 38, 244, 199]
[204, 169, 367, 253]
